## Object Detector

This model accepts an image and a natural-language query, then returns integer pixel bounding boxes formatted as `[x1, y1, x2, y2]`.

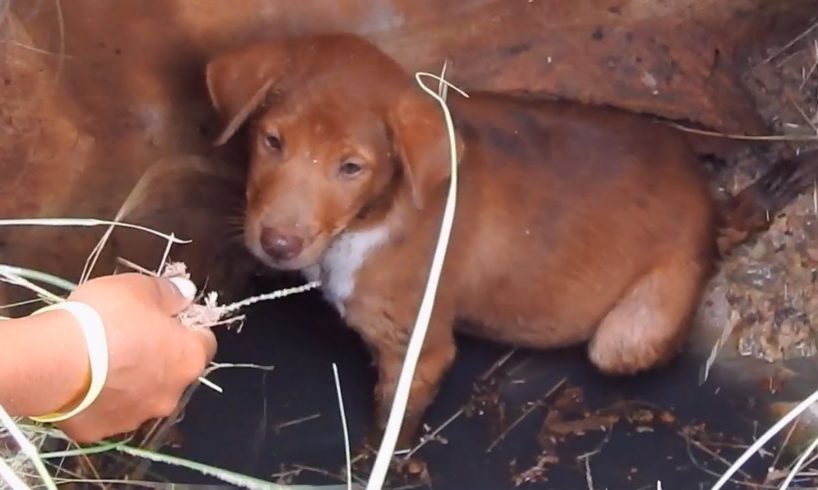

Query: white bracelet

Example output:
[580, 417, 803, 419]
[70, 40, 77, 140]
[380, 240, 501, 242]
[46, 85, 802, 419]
[28, 301, 109, 423]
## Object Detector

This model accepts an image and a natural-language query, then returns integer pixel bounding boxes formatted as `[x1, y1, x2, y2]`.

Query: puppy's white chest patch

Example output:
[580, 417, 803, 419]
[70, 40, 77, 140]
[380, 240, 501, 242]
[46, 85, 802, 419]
[311, 225, 390, 315]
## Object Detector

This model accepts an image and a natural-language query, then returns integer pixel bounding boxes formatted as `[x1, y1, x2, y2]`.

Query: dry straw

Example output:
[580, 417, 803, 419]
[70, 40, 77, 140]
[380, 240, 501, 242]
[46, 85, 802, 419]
[364, 64, 468, 490]
[0, 211, 333, 490]
[711, 388, 818, 490]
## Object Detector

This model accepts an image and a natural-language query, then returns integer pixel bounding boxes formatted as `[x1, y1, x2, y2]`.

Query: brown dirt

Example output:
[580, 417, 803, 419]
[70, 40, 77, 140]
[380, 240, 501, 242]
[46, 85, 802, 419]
[694, 20, 818, 367]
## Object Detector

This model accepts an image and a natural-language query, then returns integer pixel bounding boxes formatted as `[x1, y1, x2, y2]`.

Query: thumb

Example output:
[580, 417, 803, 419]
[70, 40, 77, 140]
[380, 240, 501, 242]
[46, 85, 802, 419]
[154, 276, 198, 315]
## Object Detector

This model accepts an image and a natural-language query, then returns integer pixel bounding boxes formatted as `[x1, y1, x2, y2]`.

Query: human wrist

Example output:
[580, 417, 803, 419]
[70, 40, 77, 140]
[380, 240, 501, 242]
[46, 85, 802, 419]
[28, 302, 109, 423]
[0, 309, 91, 416]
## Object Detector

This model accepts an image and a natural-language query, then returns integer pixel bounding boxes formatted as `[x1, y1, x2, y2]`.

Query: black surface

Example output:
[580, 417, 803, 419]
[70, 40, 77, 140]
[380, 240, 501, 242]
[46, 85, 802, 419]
[161, 275, 779, 490]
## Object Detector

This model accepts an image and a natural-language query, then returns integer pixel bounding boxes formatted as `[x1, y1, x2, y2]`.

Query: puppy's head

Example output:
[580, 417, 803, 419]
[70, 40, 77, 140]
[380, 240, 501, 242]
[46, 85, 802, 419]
[206, 34, 463, 270]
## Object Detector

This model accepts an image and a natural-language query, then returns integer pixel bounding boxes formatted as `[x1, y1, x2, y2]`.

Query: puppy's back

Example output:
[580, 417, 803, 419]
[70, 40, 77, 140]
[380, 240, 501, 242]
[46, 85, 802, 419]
[447, 94, 715, 346]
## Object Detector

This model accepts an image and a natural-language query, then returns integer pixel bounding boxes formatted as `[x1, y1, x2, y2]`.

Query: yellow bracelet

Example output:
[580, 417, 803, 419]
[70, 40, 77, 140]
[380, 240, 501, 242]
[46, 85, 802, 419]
[28, 301, 109, 423]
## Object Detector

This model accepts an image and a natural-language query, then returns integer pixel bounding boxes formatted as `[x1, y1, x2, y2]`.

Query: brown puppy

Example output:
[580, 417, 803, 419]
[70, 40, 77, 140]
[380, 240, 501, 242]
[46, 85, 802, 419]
[205, 33, 817, 448]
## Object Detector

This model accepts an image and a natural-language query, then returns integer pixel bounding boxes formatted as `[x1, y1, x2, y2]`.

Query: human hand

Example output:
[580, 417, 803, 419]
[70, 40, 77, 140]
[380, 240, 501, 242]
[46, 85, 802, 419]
[52, 273, 217, 443]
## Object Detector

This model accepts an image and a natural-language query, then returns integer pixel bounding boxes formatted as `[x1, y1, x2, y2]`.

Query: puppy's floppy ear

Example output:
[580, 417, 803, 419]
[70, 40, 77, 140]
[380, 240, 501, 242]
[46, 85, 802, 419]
[206, 42, 294, 146]
[388, 91, 464, 210]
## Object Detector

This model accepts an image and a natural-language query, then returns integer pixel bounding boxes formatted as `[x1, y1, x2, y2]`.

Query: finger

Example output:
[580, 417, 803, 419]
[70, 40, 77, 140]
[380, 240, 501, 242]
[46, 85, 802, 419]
[75, 273, 197, 316]
[153, 276, 198, 315]
[189, 327, 218, 365]
[178, 328, 217, 387]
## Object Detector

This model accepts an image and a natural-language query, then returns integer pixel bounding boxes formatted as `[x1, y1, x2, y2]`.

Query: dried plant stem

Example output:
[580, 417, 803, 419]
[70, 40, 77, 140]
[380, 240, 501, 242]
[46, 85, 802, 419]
[221, 282, 321, 313]
[0, 264, 76, 292]
[0, 265, 65, 303]
[777, 435, 818, 489]
[333, 364, 353, 490]
[662, 122, 818, 142]
[713, 388, 818, 489]
[0, 456, 29, 490]
[0, 219, 189, 244]
[365, 65, 468, 490]
[0, 403, 57, 490]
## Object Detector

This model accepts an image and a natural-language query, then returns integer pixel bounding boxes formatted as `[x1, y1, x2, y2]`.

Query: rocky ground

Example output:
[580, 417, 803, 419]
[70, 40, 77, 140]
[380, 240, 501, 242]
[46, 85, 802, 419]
[697, 22, 818, 367]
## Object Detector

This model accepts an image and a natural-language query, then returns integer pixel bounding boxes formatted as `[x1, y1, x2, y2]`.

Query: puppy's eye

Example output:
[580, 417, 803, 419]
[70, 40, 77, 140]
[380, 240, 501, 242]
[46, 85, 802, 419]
[339, 161, 364, 178]
[263, 134, 282, 151]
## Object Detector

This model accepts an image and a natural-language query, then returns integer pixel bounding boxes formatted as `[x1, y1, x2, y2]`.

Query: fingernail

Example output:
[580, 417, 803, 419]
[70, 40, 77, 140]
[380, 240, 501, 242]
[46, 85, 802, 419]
[168, 277, 197, 300]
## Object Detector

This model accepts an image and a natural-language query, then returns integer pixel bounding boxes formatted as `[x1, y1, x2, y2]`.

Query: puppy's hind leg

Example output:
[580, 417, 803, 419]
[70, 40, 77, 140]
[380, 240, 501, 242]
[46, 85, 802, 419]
[588, 254, 709, 375]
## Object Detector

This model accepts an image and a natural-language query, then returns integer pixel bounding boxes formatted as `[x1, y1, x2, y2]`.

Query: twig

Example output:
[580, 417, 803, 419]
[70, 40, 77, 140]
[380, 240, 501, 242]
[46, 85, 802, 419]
[0, 403, 57, 490]
[115, 445, 309, 490]
[0, 264, 75, 292]
[197, 377, 222, 393]
[796, 448, 818, 474]
[701, 311, 740, 385]
[156, 233, 176, 276]
[789, 97, 818, 135]
[80, 155, 229, 282]
[203, 362, 276, 377]
[50, 477, 200, 488]
[703, 440, 768, 453]
[291, 464, 367, 486]
[683, 438, 758, 488]
[761, 21, 818, 65]
[678, 430, 752, 480]
[0, 266, 64, 303]
[196, 362, 277, 396]
[0, 298, 46, 310]
[481, 349, 516, 381]
[220, 282, 321, 314]
[778, 435, 818, 489]
[6, 40, 73, 58]
[274, 413, 321, 433]
[578, 425, 614, 460]
[365, 64, 468, 490]
[0, 219, 189, 243]
[486, 377, 566, 453]
[769, 419, 800, 481]
[404, 349, 516, 459]
[663, 122, 818, 142]
[200, 315, 245, 330]
[81, 219, 123, 284]
[404, 409, 461, 460]
[712, 388, 818, 490]
[332, 364, 353, 490]
[576, 431, 613, 490]
[582, 455, 594, 490]
[799, 40, 818, 91]
[776, 50, 805, 69]
[0, 456, 29, 490]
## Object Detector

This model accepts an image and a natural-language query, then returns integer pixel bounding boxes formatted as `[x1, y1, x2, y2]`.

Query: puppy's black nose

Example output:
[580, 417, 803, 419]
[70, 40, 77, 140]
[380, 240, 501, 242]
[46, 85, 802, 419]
[259, 228, 304, 261]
